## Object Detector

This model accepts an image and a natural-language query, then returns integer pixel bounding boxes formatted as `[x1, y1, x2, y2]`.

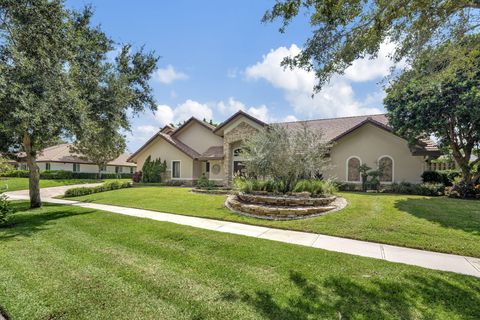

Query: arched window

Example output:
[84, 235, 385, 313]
[378, 156, 394, 183]
[346, 157, 361, 182]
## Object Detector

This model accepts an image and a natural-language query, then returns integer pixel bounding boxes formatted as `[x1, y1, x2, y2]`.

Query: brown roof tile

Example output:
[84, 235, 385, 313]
[199, 146, 224, 160]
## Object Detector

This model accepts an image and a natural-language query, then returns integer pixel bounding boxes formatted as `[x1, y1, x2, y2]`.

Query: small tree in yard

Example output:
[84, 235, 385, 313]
[384, 35, 480, 197]
[242, 124, 330, 192]
[141, 156, 167, 183]
[0, 2, 158, 207]
[0, 157, 13, 175]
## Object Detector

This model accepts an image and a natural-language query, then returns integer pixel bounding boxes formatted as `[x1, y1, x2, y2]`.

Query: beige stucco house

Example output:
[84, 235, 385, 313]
[128, 111, 439, 185]
[14, 144, 136, 174]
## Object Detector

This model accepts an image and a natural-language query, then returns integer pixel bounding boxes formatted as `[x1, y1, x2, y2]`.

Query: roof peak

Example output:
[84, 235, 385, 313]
[275, 113, 386, 125]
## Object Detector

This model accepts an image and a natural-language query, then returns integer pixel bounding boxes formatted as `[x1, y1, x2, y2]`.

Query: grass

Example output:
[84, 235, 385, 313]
[0, 177, 129, 193]
[70, 187, 480, 257]
[0, 202, 479, 319]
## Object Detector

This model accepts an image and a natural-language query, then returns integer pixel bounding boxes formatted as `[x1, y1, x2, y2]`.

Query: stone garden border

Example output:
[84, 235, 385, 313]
[191, 188, 232, 195]
[225, 194, 347, 221]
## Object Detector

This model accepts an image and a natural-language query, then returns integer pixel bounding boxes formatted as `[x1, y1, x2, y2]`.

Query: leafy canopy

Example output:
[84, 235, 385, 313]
[384, 34, 480, 186]
[242, 123, 330, 191]
[263, 0, 480, 91]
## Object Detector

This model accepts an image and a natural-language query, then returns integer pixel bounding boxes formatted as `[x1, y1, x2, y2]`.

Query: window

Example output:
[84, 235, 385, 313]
[378, 156, 393, 182]
[130, 167, 134, 174]
[172, 161, 180, 179]
[206, 162, 210, 173]
[100, 165, 107, 172]
[347, 157, 361, 182]
[45, 163, 51, 170]
[115, 166, 123, 174]
[73, 163, 80, 172]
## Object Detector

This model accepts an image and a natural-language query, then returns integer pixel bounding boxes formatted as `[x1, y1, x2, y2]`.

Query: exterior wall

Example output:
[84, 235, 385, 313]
[132, 136, 194, 181]
[325, 124, 425, 183]
[174, 122, 223, 154]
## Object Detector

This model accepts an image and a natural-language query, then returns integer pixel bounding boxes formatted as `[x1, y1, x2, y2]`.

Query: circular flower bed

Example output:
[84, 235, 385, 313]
[225, 192, 347, 220]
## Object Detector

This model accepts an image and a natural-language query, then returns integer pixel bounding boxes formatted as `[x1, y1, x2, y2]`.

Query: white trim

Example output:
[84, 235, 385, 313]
[346, 156, 362, 183]
[171, 160, 181, 179]
[377, 155, 394, 183]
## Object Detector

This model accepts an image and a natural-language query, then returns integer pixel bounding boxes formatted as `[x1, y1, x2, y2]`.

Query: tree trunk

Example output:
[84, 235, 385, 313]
[23, 133, 41, 208]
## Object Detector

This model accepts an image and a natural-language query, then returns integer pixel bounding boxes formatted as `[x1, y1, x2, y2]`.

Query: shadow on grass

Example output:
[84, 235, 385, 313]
[0, 202, 94, 240]
[394, 197, 480, 235]
[221, 270, 480, 319]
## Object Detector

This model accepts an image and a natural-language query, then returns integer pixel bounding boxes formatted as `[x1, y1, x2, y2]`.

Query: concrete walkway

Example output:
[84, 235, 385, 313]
[5, 185, 480, 278]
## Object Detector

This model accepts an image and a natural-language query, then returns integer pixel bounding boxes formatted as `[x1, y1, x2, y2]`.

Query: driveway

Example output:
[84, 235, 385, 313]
[4, 183, 102, 200]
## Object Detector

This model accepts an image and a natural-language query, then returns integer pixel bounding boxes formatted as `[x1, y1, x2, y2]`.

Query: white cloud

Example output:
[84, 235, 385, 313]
[245, 44, 391, 119]
[154, 100, 213, 126]
[154, 65, 188, 84]
[344, 41, 397, 82]
[136, 125, 158, 135]
[282, 115, 298, 122]
[216, 97, 271, 122]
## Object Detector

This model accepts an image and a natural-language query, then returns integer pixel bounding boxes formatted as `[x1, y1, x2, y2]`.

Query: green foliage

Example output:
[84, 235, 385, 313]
[0, 170, 132, 180]
[263, 0, 480, 91]
[234, 177, 336, 196]
[64, 181, 131, 197]
[195, 175, 217, 190]
[0, 1, 158, 207]
[141, 156, 167, 183]
[242, 123, 330, 191]
[385, 35, 480, 192]
[390, 182, 446, 197]
[422, 170, 462, 187]
[292, 179, 337, 196]
[0, 157, 13, 175]
[0, 194, 11, 226]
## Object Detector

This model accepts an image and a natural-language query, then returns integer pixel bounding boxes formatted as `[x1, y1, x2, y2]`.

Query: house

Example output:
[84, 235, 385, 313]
[14, 144, 136, 174]
[128, 111, 440, 185]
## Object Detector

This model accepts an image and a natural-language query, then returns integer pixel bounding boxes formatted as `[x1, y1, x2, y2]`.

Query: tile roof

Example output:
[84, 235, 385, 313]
[17, 144, 136, 166]
[277, 114, 439, 153]
[199, 146, 224, 160]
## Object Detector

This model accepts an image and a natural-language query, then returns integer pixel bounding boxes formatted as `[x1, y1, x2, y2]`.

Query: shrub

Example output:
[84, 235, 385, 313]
[447, 181, 478, 199]
[132, 171, 142, 183]
[390, 182, 445, 196]
[196, 175, 217, 190]
[293, 179, 337, 196]
[64, 181, 131, 197]
[337, 183, 358, 191]
[0, 194, 12, 226]
[422, 170, 461, 186]
[141, 156, 167, 183]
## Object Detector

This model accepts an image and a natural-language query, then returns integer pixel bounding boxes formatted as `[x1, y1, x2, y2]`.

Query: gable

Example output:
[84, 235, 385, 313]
[174, 120, 223, 154]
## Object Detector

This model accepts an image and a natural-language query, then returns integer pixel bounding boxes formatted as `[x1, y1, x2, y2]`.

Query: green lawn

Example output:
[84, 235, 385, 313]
[70, 187, 480, 257]
[0, 202, 479, 319]
[0, 177, 128, 193]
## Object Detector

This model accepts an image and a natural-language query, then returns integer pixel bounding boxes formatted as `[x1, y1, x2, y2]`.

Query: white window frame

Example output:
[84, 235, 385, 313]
[45, 162, 51, 171]
[171, 160, 181, 179]
[73, 163, 80, 172]
[377, 155, 394, 183]
[115, 166, 123, 174]
[346, 156, 362, 183]
[100, 165, 107, 172]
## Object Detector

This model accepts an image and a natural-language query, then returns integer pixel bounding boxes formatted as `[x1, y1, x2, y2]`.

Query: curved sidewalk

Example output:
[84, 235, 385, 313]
[5, 186, 480, 278]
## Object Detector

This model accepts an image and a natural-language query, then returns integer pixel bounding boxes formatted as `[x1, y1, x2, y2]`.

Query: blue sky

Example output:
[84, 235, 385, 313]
[67, 0, 396, 152]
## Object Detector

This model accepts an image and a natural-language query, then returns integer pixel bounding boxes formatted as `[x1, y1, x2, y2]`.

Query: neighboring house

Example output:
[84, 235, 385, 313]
[13, 144, 136, 174]
[128, 111, 440, 185]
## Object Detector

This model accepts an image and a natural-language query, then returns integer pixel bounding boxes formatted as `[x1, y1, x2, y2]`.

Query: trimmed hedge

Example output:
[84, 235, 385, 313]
[421, 170, 461, 186]
[390, 182, 445, 196]
[64, 181, 132, 197]
[0, 170, 133, 180]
